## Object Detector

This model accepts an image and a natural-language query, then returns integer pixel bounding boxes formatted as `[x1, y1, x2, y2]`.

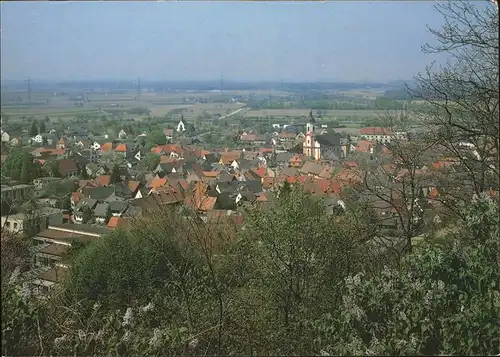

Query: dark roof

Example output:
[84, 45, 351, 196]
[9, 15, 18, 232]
[316, 132, 341, 147]
[109, 200, 128, 213]
[93, 203, 110, 217]
[204, 153, 220, 164]
[82, 186, 115, 200]
[58, 159, 78, 173]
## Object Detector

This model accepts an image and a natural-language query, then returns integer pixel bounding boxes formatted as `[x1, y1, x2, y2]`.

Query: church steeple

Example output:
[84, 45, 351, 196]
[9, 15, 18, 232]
[306, 109, 315, 134]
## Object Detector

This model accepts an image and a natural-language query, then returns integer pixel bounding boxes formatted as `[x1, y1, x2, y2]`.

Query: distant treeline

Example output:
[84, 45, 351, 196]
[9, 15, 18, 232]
[0, 80, 411, 93]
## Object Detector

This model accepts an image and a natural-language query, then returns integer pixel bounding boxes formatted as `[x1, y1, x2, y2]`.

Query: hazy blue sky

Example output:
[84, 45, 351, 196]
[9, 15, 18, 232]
[1, 1, 449, 82]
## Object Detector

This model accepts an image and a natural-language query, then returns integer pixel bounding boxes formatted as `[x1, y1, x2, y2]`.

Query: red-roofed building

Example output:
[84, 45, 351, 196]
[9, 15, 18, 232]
[96, 175, 111, 186]
[107, 217, 132, 230]
[359, 127, 394, 143]
[114, 143, 127, 153]
[355, 140, 375, 154]
[58, 159, 78, 177]
[101, 142, 113, 153]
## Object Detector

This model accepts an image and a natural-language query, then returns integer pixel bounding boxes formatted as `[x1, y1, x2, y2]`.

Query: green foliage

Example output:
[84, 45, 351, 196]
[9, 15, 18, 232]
[104, 205, 112, 224]
[110, 164, 121, 184]
[310, 196, 500, 356]
[145, 153, 160, 171]
[39, 120, 46, 134]
[1, 285, 40, 356]
[29, 121, 38, 137]
[2, 149, 42, 183]
[55, 195, 71, 211]
[81, 206, 93, 224]
[146, 131, 166, 149]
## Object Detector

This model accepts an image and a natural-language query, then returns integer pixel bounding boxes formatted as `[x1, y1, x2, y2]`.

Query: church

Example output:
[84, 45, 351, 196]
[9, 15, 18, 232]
[302, 111, 343, 161]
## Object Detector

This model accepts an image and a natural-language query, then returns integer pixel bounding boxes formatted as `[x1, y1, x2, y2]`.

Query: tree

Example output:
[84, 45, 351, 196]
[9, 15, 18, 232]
[104, 205, 112, 224]
[110, 164, 121, 184]
[2, 150, 41, 183]
[45, 160, 60, 178]
[145, 153, 160, 171]
[29, 121, 38, 137]
[81, 206, 93, 224]
[39, 120, 46, 134]
[55, 195, 71, 211]
[311, 195, 500, 356]
[44, 115, 50, 123]
[411, 0, 499, 210]
[146, 131, 166, 148]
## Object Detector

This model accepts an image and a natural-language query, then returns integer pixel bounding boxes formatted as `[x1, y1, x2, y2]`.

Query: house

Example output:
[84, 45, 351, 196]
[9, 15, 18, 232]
[73, 198, 99, 223]
[93, 203, 110, 224]
[302, 112, 342, 160]
[33, 177, 62, 190]
[10, 137, 21, 147]
[164, 128, 174, 141]
[359, 127, 393, 143]
[114, 143, 127, 157]
[177, 115, 187, 132]
[355, 140, 376, 154]
[58, 159, 79, 177]
[1, 207, 64, 236]
[90, 141, 101, 151]
[31, 134, 44, 144]
[1, 130, 10, 143]
[56, 137, 68, 150]
[1, 184, 34, 202]
[81, 186, 116, 201]
[30, 224, 110, 293]
[118, 129, 127, 140]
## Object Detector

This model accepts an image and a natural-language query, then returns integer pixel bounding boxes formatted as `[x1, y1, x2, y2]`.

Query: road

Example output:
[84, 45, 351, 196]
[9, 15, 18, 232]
[219, 106, 246, 119]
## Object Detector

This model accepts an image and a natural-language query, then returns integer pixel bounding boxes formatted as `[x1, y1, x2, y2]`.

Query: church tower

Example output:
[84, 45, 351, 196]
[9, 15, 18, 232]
[306, 109, 315, 134]
[303, 109, 317, 158]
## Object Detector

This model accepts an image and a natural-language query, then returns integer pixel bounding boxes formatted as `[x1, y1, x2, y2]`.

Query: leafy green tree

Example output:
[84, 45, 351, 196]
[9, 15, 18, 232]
[81, 206, 93, 224]
[44, 115, 50, 122]
[55, 195, 71, 211]
[2, 149, 41, 182]
[110, 164, 121, 184]
[311, 196, 500, 356]
[146, 131, 166, 149]
[145, 153, 160, 171]
[104, 205, 112, 224]
[39, 120, 46, 134]
[29, 121, 38, 137]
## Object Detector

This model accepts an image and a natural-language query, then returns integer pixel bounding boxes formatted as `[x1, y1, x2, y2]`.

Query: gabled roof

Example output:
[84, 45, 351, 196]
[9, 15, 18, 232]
[58, 159, 78, 174]
[101, 142, 113, 152]
[115, 143, 127, 152]
[93, 203, 110, 217]
[95, 175, 111, 186]
[360, 127, 392, 135]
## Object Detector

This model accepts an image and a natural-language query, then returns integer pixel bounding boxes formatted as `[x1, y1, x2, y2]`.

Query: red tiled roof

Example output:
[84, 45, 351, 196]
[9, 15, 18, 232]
[355, 140, 375, 153]
[127, 180, 140, 193]
[360, 127, 392, 135]
[252, 167, 267, 178]
[114, 144, 127, 152]
[202, 171, 219, 178]
[107, 217, 131, 229]
[72, 192, 82, 204]
[96, 175, 111, 186]
[58, 159, 77, 174]
[101, 142, 113, 152]
[160, 155, 174, 164]
[151, 177, 168, 189]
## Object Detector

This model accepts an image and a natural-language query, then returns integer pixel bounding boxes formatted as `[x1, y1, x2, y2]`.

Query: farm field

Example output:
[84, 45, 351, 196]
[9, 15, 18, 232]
[245, 108, 386, 119]
[1, 91, 249, 122]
